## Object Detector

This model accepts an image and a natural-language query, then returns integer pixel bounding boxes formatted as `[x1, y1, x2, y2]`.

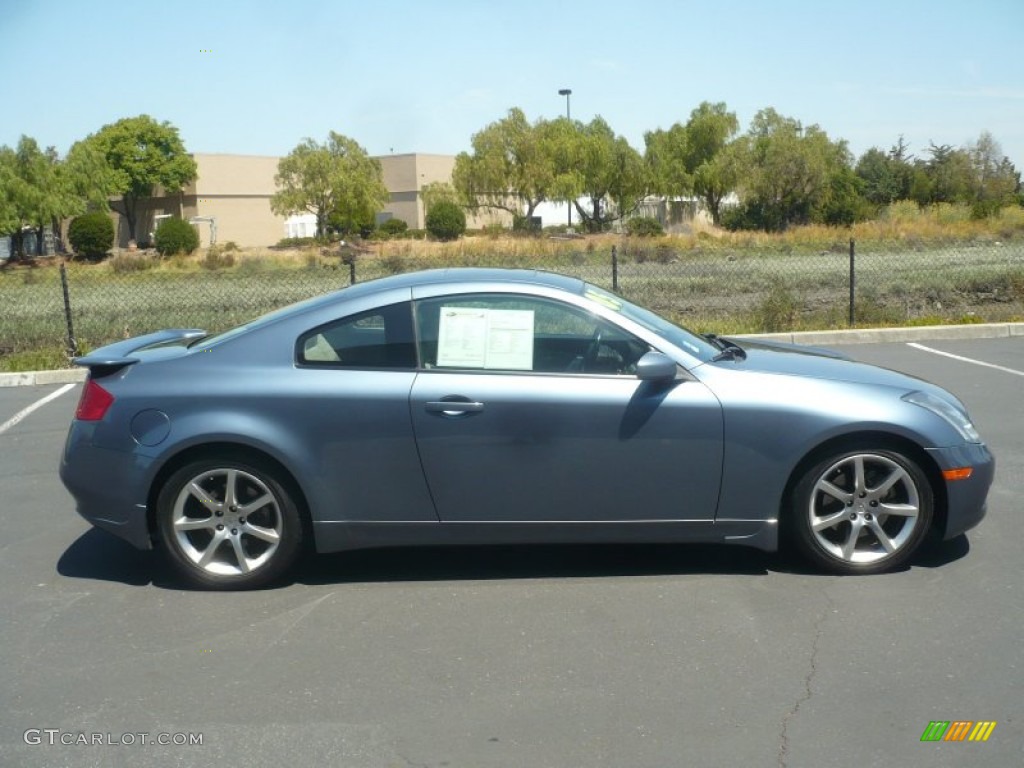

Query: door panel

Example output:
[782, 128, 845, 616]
[410, 372, 723, 522]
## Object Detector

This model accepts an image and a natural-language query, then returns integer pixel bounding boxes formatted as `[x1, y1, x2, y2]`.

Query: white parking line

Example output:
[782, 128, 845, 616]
[907, 342, 1024, 377]
[0, 383, 77, 435]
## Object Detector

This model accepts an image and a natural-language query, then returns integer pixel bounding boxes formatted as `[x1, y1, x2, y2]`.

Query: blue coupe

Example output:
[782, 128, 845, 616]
[60, 269, 994, 588]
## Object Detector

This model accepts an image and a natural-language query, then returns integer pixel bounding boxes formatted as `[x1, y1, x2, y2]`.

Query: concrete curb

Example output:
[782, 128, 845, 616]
[1, 322, 1022, 387]
[0, 368, 87, 388]
[737, 321, 1024, 347]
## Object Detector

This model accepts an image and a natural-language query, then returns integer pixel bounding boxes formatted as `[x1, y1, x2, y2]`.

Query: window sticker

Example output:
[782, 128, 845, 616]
[484, 309, 534, 369]
[437, 307, 534, 370]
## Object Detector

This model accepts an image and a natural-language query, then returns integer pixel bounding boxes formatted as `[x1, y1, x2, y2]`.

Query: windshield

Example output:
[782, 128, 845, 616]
[583, 284, 719, 362]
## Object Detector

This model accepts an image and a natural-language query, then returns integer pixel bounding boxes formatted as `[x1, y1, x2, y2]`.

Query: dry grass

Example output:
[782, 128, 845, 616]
[64, 202, 1012, 274]
[3, 204, 1023, 372]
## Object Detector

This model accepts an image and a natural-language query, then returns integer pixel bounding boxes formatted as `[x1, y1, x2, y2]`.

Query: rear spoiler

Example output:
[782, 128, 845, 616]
[73, 329, 207, 371]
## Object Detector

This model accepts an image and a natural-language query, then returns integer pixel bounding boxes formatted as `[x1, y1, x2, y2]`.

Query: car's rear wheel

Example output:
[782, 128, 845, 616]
[156, 458, 303, 589]
[791, 449, 933, 574]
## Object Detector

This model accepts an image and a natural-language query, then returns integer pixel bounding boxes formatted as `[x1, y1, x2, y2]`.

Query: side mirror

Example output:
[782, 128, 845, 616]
[635, 351, 678, 381]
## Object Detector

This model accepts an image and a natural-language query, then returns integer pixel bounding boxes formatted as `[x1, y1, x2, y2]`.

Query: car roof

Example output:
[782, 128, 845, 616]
[204, 268, 591, 346]
[341, 267, 587, 300]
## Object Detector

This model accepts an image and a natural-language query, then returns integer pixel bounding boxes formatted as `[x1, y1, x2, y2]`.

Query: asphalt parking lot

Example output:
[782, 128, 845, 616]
[1, 337, 1021, 767]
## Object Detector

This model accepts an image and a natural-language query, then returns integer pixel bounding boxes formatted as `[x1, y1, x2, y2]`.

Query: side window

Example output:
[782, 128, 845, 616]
[298, 302, 416, 368]
[414, 294, 650, 375]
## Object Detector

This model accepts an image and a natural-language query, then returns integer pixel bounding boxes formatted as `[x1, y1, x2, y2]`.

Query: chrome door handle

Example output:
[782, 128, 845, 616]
[425, 400, 484, 414]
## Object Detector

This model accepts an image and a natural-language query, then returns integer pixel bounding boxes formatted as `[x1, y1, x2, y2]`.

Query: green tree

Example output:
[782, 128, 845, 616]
[64, 138, 123, 211]
[0, 148, 19, 238]
[683, 102, 740, 223]
[727, 108, 856, 230]
[453, 108, 565, 221]
[0, 136, 84, 258]
[568, 117, 648, 232]
[645, 102, 739, 224]
[272, 132, 388, 240]
[910, 143, 974, 205]
[645, 123, 692, 198]
[820, 167, 871, 226]
[76, 115, 197, 241]
[855, 140, 914, 206]
[421, 181, 459, 217]
[967, 132, 1020, 212]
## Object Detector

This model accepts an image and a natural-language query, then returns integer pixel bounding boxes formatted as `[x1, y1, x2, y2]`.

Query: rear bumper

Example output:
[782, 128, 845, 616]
[59, 426, 154, 550]
[927, 442, 995, 540]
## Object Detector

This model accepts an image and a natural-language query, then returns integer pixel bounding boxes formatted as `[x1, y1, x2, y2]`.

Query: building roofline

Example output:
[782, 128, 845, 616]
[190, 151, 458, 162]
[190, 152, 283, 160]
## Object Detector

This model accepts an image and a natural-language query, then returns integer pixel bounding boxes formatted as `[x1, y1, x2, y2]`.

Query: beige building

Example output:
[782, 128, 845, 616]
[114, 152, 503, 248]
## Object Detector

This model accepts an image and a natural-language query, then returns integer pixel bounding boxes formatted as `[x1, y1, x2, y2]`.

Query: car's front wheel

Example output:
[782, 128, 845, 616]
[791, 448, 934, 574]
[156, 458, 304, 589]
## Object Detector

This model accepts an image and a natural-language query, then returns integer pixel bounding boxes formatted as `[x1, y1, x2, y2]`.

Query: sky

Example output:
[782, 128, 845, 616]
[2, 0, 1024, 168]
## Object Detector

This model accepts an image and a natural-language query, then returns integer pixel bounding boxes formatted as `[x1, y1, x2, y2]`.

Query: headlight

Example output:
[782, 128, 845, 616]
[902, 391, 981, 443]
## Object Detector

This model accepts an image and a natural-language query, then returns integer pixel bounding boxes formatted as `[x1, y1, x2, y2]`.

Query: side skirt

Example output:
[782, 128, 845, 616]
[313, 519, 778, 554]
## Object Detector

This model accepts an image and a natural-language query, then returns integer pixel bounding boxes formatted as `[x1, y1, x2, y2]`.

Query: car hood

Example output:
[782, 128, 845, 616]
[719, 338, 944, 394]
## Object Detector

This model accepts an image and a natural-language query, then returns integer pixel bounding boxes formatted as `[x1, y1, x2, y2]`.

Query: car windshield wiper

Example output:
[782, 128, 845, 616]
[703, 333, 725, 350]
[705, 334, 747, 362]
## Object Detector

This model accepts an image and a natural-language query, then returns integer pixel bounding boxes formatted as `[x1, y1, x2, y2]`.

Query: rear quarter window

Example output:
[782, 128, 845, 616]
[297, 302, 416, 369]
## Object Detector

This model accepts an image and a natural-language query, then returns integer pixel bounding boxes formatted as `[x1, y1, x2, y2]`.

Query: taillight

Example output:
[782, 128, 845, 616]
[76, 379, 114, 421]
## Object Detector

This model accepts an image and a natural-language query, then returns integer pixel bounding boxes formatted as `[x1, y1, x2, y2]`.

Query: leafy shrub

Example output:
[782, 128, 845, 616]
[970, 199, 1003, 220]
[68, 212, 114, 259]
[625, 217, 664, 237]
[109, 253, 155, 273]
[544, 224, 571, 235]
[166, 252, 192, 270]
[630, 243, 676, 264]
[380, 252, 407, 274]
[154, 217, 199, 256]
[275, 237, 317, 248]
[201, 246, 235, 270]
[932, 202, 971, 225]
[882, 200, 923, 223]
[237, 256, 268, 274]
[721, 200, 787, 232]
[426, 200, 466, 241]
[751, 280, 799, 332]
[379, 218, 409, 237]
[512, 215, 542, 234]
[223, 241, 239, 252]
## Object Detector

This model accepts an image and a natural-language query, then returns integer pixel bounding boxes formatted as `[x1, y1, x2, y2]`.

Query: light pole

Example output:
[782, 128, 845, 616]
[558, 88, 572, 228]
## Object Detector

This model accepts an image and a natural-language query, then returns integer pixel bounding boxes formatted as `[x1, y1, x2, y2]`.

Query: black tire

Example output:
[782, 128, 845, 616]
[156, 458, 304, 589]
[790, 448, 934, 574]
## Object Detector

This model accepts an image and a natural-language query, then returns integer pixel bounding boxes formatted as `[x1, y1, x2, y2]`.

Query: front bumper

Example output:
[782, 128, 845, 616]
[926, 442, 995, 540]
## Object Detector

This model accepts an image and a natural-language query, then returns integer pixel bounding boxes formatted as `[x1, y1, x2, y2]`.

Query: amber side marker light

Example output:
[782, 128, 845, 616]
[942, 467, 973, 481]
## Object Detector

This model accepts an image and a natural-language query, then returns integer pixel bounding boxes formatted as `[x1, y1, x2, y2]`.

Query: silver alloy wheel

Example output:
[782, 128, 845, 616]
[171, 468, 283, 576]
[808, 453, 921, 565]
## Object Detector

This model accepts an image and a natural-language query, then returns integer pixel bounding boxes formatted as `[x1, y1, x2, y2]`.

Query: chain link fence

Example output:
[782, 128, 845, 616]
[2, 239, 1022, 371]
